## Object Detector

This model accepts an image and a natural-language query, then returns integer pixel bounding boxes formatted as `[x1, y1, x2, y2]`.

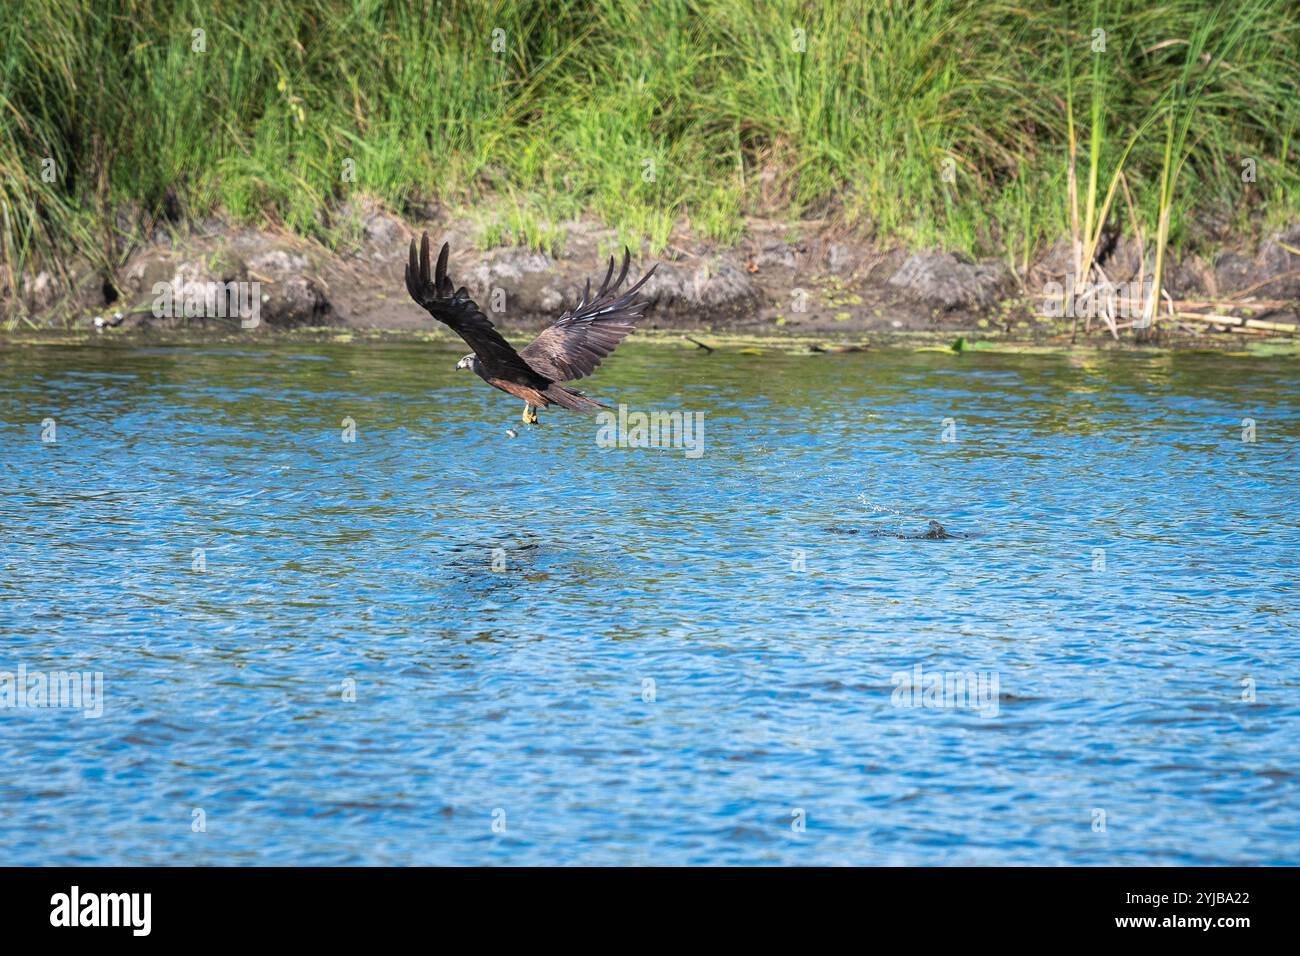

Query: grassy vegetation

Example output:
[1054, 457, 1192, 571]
[1, 0, 1297, 294]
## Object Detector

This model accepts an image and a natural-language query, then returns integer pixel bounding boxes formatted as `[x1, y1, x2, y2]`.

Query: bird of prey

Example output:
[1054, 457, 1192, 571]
[405, 234, 657, 425]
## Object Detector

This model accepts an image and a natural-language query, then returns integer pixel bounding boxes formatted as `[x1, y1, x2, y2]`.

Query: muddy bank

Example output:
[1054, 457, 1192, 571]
[5, 199, 1298, 346]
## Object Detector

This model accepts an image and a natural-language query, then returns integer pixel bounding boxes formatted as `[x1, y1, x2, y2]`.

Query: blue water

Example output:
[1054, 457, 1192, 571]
[1, 341, 1297, 865]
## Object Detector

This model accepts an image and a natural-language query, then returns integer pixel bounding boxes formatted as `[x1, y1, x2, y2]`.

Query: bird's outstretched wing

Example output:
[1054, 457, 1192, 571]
[519, 249, 657, 382]
[405, 234, 545, 381]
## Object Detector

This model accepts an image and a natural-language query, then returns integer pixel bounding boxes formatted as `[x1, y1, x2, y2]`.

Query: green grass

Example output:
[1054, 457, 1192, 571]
[1, 0, 1297, 299]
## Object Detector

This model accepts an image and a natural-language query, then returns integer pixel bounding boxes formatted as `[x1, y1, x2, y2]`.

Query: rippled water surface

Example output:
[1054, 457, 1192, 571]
[1, 341, 1297, 865]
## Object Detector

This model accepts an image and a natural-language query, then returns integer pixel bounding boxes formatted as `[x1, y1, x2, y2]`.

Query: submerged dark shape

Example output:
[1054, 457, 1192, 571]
[825, 520, 966, 541]
[405, 233, 657, 425]
[916, 520, 961, 540]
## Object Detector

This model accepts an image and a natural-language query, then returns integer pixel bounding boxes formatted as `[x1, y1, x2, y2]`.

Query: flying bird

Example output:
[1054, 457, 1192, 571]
[405, 234, 657, 425]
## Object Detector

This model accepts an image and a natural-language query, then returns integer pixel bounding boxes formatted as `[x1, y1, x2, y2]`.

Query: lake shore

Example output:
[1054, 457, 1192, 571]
[6, 204, 1297, 350]
[5, 325, 1299, 358]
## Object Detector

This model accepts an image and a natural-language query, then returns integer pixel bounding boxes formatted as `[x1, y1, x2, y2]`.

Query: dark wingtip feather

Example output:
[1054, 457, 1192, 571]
[597, 255, 615, 297]
[613, 249, 631, 293]
[436, 241, 450, 289]
[620, 261, 658, 299]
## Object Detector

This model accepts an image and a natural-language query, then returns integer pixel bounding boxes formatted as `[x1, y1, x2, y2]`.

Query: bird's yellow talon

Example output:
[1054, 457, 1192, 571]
[522, 404, 539, 425]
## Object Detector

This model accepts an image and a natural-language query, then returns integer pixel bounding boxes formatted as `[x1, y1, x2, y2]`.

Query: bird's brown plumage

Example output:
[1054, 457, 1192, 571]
[404, 233, 656, 415]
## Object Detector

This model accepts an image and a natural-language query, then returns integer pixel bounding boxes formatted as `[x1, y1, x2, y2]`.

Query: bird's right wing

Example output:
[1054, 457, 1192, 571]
[405, 234, 545, 381]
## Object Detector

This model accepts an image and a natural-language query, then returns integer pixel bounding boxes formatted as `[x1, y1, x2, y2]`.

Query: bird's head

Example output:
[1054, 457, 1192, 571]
[455, 354, 477, 371]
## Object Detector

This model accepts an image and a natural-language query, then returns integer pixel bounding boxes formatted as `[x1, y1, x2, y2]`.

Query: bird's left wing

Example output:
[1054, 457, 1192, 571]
[405, 234, 544, 380]
[519, 249, 657, 382]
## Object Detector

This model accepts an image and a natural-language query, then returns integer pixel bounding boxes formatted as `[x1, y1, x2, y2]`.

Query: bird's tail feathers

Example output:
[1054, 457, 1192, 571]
[543, 383, 607, 414]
